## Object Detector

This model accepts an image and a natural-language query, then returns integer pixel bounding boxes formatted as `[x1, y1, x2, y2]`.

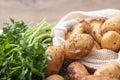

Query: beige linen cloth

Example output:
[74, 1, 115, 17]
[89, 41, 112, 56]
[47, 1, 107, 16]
[51, 9, 120, 69]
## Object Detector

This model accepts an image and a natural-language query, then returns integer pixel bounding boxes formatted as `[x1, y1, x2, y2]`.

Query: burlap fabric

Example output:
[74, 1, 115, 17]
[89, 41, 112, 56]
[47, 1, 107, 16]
[51, 9, 120, 69]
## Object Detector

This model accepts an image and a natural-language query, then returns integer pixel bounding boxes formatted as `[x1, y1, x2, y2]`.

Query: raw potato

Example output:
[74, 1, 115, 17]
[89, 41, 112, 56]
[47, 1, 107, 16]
[62, 34, 94, 60]
[92, 41, 101, 51]
[46, 46, 64, 76]
[67, 62, 89, 80]
[81, 75, 118, 80]
[46, 74, 64, 80]
[101, 31, 120, 52]
[70, 21, 92, 37]
[94, 62, 120, 79]
[101, 14, 120, 35]
[90, 18, 105, 44]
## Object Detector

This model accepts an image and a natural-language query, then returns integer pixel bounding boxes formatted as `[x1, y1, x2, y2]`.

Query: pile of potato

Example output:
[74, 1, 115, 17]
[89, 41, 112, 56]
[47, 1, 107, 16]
[92, 14, 120, 52]
[45, 14, 120, 80]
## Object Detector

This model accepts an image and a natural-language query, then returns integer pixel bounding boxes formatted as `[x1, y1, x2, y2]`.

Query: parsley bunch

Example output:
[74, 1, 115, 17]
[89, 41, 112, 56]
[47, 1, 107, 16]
[0, 19, 55, 80]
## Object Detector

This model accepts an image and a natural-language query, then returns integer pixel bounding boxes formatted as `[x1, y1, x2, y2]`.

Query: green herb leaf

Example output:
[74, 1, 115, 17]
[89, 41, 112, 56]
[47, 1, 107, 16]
[0, 19, 55, 80]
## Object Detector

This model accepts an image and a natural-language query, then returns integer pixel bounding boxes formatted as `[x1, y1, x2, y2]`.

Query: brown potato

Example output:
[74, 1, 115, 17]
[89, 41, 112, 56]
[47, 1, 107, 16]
[100, 14, 120, 35]
[101, 31, 120, 52]
[90, 18, 105, 44]
[46, 46, 64, 76]
[70, 21, 92, 37]
[81, 75, 118, 80]
[92, 41, 101, 51]
[94, 62, 120, 79]
[62, 34, 94, 60]
[67, 62, 89, 80]
[46, 74, 64, 80]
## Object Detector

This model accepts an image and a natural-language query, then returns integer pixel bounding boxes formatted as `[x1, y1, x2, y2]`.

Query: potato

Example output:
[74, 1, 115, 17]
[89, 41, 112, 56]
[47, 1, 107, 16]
[62, 34, 94, 60]
[94, 62, 120, 79]
[65, 21, 91, 40]
[100, 14, 120, 35]
[92, 41, 101, 51]
[46, 46, 64, 76]
[101, 31, 120, 52]
[70, 21, 92, 37]
[46, 74, 64, 80]
[81, 75, 118, 80]
[90, 18, 105, 44]
[67, 62, 89, 80]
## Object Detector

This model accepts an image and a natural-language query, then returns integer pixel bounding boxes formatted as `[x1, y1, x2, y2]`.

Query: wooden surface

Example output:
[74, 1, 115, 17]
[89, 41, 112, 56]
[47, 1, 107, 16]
[0, 0, 120, 28]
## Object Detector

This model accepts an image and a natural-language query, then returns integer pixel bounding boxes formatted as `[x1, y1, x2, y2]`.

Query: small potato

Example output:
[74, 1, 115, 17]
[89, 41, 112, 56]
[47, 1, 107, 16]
[92, 41, 101, 51]
[70, 21, 92, 37]
[101, 31, 120, 52]
[46, 46, 64, 76]
[94, 62, 120, 79]
[90, 18, 105, 44]
[62, 34, 94, 60]
[67, 62, 89, 80]
[81, 75, 118, 80]
[46, 74, 64, 80]
[100, 14, 120, 35]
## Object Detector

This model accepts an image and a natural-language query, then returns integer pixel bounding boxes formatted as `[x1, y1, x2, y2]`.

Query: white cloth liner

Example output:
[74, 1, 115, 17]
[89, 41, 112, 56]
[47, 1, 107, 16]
[0, 29, 3, 34]
[51, 9, 120, 69]
[79, 49, 120, 69]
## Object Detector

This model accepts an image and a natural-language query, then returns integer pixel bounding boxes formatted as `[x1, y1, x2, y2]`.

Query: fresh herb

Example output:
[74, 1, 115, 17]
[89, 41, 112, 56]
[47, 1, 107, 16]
[0, 18, 55, 80]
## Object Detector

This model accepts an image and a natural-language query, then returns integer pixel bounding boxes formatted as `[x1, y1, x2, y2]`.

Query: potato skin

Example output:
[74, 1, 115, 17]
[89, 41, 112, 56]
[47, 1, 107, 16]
[46, 74, 64, 80]
[46, 46, 64, 76]
[94, 62, 120, 79]
[100, 14, 120, 35]
[65, 21, 91, 41]
[81, 75, 118, 80]
[62, 34, 94, 60]
[92, 41, 101, 51]
[67, 62, 89, 80]
[90, 19, 105, 44]
[71, 21, 92, 37]
[101, 31, 120, 52]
